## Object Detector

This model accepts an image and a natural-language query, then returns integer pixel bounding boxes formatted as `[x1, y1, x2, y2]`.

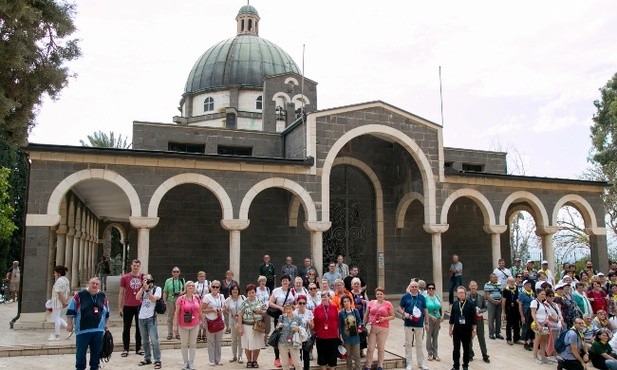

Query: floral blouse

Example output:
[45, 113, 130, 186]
[239, 297, 266, 324]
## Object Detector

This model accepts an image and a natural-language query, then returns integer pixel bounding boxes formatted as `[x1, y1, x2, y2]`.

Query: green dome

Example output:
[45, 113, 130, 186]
[237, 5, 259, 17]
[184, 35, 301, 94]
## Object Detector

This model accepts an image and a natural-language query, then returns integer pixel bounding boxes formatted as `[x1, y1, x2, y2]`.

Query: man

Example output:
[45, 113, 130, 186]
[466, 281, 489, 363]
[539, 260, 555, 286]
[323, 262, 342, 290]
[118, 259, 143, 357]
[510, 258, 523, 279]
[67, 277, 109, 370]
[162, 266, 185, 340]
[96, 256, 110, 291]
[449, 254, 463, 305]
[343, 265, 367, 292]
[580, 260, 598, 280]
[136, 273, 162, 368]
[5, 260, 20, 302]
[523, 260, 538, 285]
[492, 258, 512, 288]
[280, 256, 298, 280]
[483, 273, 503, 340]
[557, 318, 589, 370]
[335, 255, 349, 277]
[399, 280, 429, 370]
[518, 279, 535, 351]
[449, 286, 476, 370]
[259, 254, 276, 291]
[501, 276, 520, 345]
[298, 257, 315, 281]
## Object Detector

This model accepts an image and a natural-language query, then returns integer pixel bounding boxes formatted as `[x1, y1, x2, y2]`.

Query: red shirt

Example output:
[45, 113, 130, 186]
[313, 303, 339, 339]
[120, 273, 143, 307]
[588, 289, 608, 313]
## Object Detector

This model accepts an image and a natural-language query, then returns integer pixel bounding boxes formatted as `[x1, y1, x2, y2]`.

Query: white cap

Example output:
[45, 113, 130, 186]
[523, 280, 531, 285]
[542, 260, 548, 264]
[555, 283, 565, 290]
[526, 260, 535, 264]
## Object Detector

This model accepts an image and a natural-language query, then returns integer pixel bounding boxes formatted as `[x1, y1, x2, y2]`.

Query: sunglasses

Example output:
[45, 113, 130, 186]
[309, 287, 317, 290]
[172, 271, 180, 273]
[298, 302, 307, 305]
[516, 275, 523, 278]
[427, 287, 435, 290]
[211, 286, 220, 288]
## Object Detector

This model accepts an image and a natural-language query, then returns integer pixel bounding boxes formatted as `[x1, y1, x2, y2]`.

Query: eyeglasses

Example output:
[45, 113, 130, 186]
[427, 287, 435, 290]
[516, 275, 523, 278]
[172, 270, 180, 273]
[309, 287, 317, 290]
[298, 302, 306, 305]
[211, 286, 220, 288]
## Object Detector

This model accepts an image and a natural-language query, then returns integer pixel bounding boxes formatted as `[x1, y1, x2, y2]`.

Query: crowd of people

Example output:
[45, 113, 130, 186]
[46, 253, 617, 370]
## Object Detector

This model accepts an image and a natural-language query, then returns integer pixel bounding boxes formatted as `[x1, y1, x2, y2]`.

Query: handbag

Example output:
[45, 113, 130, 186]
[268, 329, 282, 348]
[302, 334, 315, 352]
[207, 315, 225, 333]
[268, 289, 291, 318]
[253, 319, 266, 333]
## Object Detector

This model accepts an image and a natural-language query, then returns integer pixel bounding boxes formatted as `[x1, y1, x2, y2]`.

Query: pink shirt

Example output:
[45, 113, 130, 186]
[177, 295, 201, 327]
[120, 273, 143, 307]
[366, 300, 393, 328]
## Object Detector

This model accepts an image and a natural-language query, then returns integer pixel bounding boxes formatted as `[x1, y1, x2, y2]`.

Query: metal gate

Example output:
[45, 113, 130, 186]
[323, 164, 376, 287]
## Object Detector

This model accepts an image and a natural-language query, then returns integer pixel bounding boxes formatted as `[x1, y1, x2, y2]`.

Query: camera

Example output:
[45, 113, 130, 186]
[146, 279, 154, 285]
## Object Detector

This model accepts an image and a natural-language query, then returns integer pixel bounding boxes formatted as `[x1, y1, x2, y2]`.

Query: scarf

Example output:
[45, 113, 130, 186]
[573, 290, 592, 315]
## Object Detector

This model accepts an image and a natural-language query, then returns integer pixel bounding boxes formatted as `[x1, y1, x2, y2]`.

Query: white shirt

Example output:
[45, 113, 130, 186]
[195, 280, 210, 300]
[493, 268, 512, 288]
[256, 286, 270, 303]
[138, 286, 162, 319]
[271, 287, 295, 307]
[202, 293, 225, 320]
[52, 276, 70, 309]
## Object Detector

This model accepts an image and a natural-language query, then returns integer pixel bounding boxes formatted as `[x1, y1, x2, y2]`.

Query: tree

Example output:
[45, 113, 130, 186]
[589, 72, 617, 237]
[0, 0, 81, 146]
[80, 131, 132, 149]
[0, 168, 16, 241]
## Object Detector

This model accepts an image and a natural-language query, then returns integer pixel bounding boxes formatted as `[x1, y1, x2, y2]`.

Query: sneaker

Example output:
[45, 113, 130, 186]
[434, 356, 441, 362]
[495, 334, 504, 340]
[547, 356, 558, 363]
[238, 358, 243, 364]
[406, 366, 412, 370]
[534, 358, 543, 365]
[507, 340, 513, 345]
[420, 365, 429, 370]
[47, 334, 60, 341]
[427, 355, 434, 361]
[274, 359, 282, 368]
[489, 335, 496, 340]
[209, 363, 215, 366]
[230, 357, 237, 363]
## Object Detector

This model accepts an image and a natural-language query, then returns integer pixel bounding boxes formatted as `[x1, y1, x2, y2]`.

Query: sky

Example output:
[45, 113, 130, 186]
[31, 0, 617, 179]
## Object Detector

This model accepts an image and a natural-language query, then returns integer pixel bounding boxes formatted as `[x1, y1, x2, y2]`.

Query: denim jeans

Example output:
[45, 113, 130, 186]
[75, 331, 104, 370]
[138, 316, 161, 362]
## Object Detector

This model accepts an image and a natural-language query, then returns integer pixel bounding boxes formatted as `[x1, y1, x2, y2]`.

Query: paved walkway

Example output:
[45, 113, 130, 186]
[0, 302, 549, 369]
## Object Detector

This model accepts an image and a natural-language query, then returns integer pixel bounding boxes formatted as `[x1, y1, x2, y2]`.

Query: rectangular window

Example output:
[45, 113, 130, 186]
[217, 146, 252, 156]
[462, 163, 484, 172]
[444, 161, 453, 168]
[168, 142, 205, 154]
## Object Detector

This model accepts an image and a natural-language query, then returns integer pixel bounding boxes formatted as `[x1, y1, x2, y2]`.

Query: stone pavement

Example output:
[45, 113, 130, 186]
[0, 302, 549, 369]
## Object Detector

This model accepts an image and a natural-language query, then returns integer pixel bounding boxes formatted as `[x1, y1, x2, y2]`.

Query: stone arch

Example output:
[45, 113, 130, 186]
[47, 169, 142, 220]
[284, 77, 299, 86]
[272, 92, 291, 104]
[332, 157, 385, 260]
[102, 223, 127, 245]
[147, 173, 233, 220]
[239, 178, 317, 222]
[498, 191, 549, 228]
[552, 194, 598, 229]
[288, 196, 303, 227]
[395, 192, 424, 229]
[321, 124, 436, 224]
[440, 188, 497, 226]
[292, 94, 311, 107]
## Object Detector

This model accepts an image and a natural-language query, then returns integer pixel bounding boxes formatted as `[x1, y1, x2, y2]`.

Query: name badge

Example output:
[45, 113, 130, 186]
[458, 317, 466, 325]
[93, 306, 99, 314]
[325, 325, 329, 330]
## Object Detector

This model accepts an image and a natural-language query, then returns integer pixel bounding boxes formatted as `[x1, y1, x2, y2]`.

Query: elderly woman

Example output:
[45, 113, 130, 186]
[589, 280, 609, 313]
[364, 287, 394, 370]
[225, 285, 246, 363]
[554, 283, 578, 328]
[350, 277, 368, 356]
[294, 295, 314, 370]
[592, 310, 615, 335]
[49, 265, 70, 341]
[293, 277, 313, 310]
[424, 282, 443, 361]
[304, 269, 320, 289]
[238, 284, 267, 368]
[195, 271, 210, 341]
[202, 280, 226, 365]
[277, 303, 304, 370]
[332, 279, 354, 311]
[256, 276, 271, 342]
[314, 291, 340, 370]
[574, 282, 593, 316]
[173, 281, 201, 370]
[308, 283, 321, 309]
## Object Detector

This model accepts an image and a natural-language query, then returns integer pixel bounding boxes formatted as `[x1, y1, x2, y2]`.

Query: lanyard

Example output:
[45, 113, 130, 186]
[459, 300, 466, 314]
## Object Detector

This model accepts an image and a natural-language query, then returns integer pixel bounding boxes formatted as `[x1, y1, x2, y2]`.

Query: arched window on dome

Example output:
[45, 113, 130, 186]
[256, 96, 263, 110]
[204, 97, 214, 112]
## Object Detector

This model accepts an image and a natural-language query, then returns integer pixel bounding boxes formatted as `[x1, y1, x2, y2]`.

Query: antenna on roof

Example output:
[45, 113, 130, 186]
[301, 44, 307, 158]
[439, 66, 445, 127]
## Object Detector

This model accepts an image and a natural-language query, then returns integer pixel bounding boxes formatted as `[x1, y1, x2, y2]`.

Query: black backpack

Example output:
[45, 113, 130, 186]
[154, 286, 166, 314]
[554, 328, 573, 354]
[99, 329, 114, 362]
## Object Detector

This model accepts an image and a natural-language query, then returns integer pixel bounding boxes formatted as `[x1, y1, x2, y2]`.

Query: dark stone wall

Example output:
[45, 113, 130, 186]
[444, 148, 507, 174]
[284, 122, 306, 159]
[22, 226, 51, 312]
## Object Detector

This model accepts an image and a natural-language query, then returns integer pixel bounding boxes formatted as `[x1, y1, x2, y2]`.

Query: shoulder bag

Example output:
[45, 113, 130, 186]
[267, 289, 291, 319]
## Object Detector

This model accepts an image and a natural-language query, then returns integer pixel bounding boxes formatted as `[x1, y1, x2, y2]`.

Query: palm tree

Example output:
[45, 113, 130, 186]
[80, 131, 131, 148]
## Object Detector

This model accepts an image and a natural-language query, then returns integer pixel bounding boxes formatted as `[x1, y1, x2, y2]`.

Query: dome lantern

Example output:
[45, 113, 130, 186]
[236, 4, 260, 36]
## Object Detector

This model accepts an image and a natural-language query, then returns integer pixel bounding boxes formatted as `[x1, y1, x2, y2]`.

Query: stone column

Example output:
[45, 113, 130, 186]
[586, 227, 608, 271]
[55, 225, 67, 266]
[423, 224, 449, 298]
[483, 225, 508, 268]
[71, 230, 81, 288]
[65, 228, 75, 283]
[536, 226, 558, 283]
[79, 232, 87, 283]
[220, 219, 250, 283]
[129, 217, 160, 273]
[304, 221, 332, 279]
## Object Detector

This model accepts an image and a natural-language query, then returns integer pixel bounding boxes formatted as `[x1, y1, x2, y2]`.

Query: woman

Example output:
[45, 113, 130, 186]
[308, 283, 321, 309]
[554, 283, 578, 328]
[173, 281, 201, 370]
[304, 269, 319, 289]
[530, 289, 550, 364]
[292, 277, 313, 310]
[202, 280, 226, 365]
[573, 282, 593, 316]
[332, 279, 354, 311]
[313, 291, 340, 370]
[424, 282, 442, 361]
[294, 295, 314, 370]
[339, 295, 362, 370]
[592, 310, 615, 335]
[48, 265, 70, 341]
[238, 284, 267, 368]
[350, 278, 368, 356]
[321, 278, 333, 298]
[581, 271, 592, 289]
[269, 275, 296, 367]
[363, 287, 394, 370]
[256, 276, 271, 343]
[589, 281, 609, 313]
[608, 284, 617, 318]
[195, 271, 210, 341]
[590, 329, 617, 370]
[225, 285, 246, 363]
[544, 289, 564, 362]
[221, 270, 239, 334]
[277, 303, 304, 370]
